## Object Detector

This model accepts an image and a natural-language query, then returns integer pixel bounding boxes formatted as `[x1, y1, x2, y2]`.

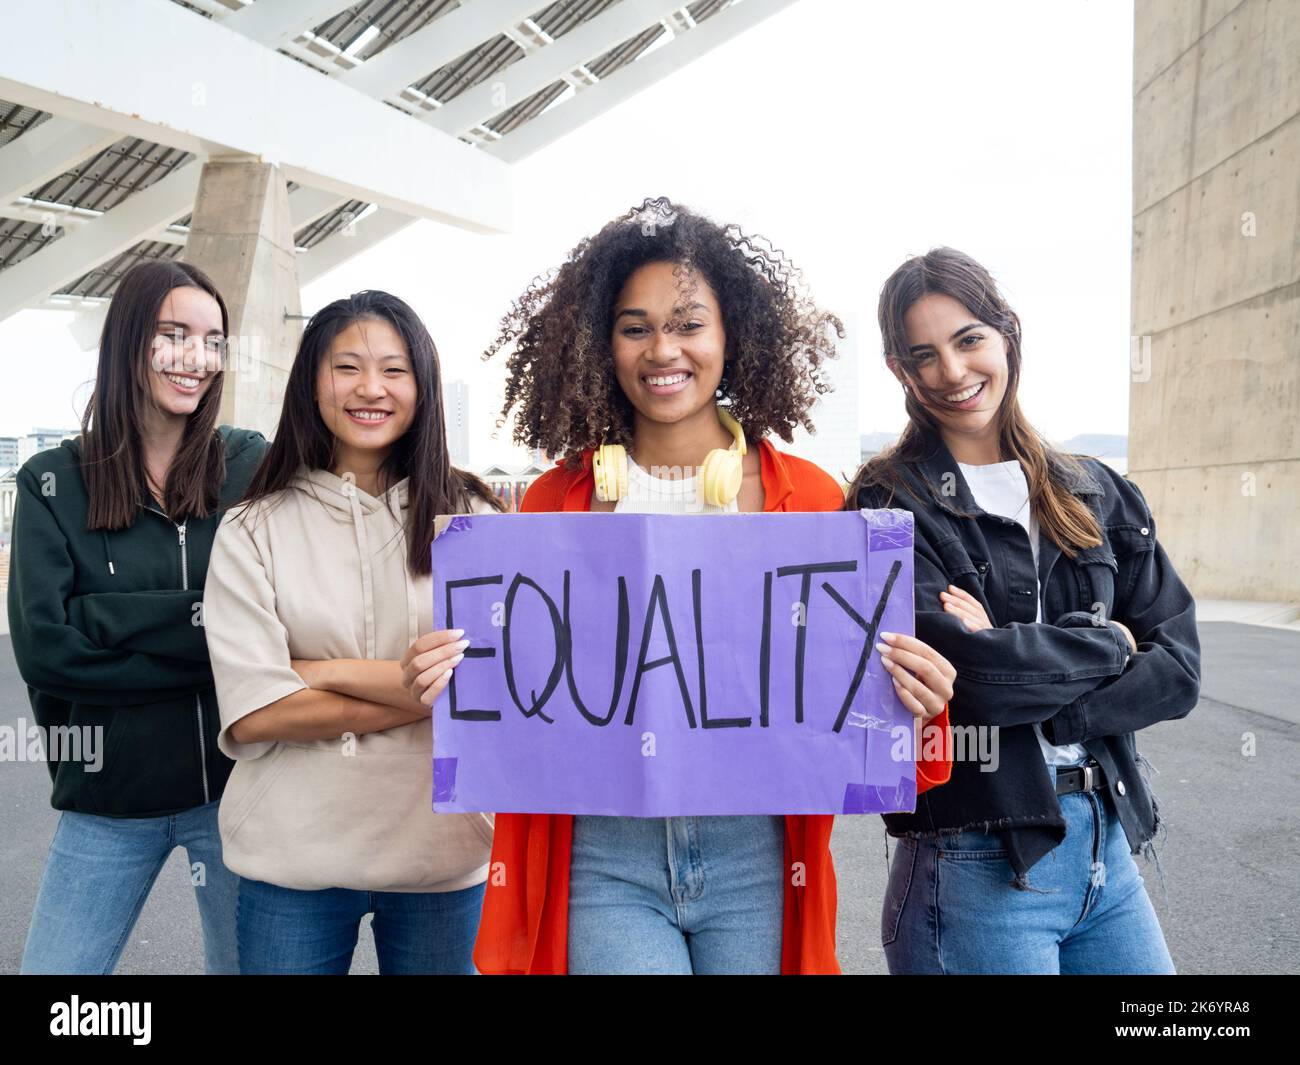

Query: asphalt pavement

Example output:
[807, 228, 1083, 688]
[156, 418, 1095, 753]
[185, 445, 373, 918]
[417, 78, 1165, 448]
[1, 622, 1296, 975]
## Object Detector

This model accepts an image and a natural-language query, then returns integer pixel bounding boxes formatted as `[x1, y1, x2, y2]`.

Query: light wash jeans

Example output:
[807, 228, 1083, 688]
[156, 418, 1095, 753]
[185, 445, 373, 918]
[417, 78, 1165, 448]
[882, 787, 1175, 974]
[567, 815, 786, 974]
[236, 877, 486, 975]
[21, 799, 238, 974]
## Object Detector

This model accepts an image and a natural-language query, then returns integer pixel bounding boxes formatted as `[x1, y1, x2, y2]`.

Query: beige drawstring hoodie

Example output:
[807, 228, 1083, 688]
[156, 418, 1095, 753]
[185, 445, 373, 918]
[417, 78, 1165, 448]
[203, 467, 493, 892]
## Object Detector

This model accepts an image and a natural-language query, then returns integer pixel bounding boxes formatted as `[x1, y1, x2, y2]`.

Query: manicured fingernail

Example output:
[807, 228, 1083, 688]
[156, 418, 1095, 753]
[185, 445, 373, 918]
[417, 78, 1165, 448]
[450, 653, 464, 665]
[451, 628, 465, 638]
[875, 643, 890, 655]
[880, 632, 896, 642]
[455, 639, 470, 649]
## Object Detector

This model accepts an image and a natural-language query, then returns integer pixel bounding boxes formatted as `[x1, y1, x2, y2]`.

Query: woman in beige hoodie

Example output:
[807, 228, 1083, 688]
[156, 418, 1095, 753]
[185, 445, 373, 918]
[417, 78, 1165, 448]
[202, 290, 502, 974]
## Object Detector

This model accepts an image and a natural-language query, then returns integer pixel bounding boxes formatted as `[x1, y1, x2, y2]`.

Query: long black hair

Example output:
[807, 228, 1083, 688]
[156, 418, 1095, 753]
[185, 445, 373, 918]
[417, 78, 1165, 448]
[81, 259, 228, 529]
[240, 290, 502, 575]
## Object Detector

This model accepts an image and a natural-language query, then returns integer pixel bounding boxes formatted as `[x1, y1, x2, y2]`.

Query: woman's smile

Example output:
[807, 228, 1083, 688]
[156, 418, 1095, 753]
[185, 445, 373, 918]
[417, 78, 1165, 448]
[942, 379, 987, 409]
[344, 407, 394, 425]
[641, 369, 694, 396]
[160, 370, 206, 395]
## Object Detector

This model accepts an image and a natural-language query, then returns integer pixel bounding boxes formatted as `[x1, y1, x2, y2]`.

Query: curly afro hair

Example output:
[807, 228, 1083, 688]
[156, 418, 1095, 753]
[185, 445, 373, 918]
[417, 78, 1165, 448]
[484, 197, 843, 468]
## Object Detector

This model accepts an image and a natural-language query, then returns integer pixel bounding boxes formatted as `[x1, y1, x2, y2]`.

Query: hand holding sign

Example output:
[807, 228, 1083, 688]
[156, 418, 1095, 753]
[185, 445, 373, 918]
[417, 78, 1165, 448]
[877, 632, 954, 720]
[401, 628, 471, 707]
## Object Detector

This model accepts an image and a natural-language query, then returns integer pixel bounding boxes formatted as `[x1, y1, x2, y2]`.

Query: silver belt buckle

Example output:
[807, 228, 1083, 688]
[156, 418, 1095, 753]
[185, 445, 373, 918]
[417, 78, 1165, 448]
[1081, 764, 1095, 791]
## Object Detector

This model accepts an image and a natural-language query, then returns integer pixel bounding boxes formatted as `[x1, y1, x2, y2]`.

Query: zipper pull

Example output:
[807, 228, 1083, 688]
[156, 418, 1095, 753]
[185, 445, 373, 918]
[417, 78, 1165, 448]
[178, 523, 187, 548]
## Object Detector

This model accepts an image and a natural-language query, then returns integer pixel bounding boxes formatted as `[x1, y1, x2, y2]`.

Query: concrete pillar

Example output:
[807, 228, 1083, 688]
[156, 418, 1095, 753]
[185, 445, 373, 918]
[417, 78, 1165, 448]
[182, 157, 302, 439]
[1129, 0, 1300, 603]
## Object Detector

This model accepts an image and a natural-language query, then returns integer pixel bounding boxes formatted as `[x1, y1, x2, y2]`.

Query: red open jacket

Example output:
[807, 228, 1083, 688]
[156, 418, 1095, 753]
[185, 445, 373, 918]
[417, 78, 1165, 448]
[472, 439, 953, 974]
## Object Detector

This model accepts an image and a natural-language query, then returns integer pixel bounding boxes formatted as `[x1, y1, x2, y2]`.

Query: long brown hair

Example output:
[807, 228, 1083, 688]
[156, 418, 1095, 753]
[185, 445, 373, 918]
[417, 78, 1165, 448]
[82, 260, 229, 529]
[240, 290, 503, 576]
[849, 247, 1102, 556]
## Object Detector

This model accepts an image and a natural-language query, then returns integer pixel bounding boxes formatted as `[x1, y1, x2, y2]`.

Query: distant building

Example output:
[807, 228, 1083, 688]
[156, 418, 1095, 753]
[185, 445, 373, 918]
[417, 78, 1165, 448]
[444, 381, 470, 468]
[2, 429, 77, 546]
[860, 431, 899, 463]
[18, 427, 78, 465]
[788, 311, 862, 485]
[0, 468, 17, 547]
[481, 461, 550, 512]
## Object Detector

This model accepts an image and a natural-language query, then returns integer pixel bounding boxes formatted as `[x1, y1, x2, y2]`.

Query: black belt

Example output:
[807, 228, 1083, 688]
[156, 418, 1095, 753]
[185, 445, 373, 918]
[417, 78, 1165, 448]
[1055, 759, 1106, 796]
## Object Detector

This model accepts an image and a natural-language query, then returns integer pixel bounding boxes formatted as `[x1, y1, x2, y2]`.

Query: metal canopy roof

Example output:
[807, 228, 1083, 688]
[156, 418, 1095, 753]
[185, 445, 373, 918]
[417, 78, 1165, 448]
[0, 0, 786, 315]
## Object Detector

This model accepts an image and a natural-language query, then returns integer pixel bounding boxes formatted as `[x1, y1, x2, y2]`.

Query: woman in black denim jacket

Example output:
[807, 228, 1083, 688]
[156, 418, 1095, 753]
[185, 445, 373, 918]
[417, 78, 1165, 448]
[848, 248, 1200, 974]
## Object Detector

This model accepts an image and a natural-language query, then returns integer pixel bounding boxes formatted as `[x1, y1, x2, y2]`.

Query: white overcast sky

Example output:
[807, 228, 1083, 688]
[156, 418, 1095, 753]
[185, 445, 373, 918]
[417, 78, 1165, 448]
[0, 0, 1134, 467]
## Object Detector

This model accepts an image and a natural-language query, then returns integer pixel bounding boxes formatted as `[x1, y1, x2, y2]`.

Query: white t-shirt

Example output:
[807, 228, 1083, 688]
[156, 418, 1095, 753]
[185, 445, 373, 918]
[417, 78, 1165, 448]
[957, 460, 1088, 767]
[615, 455, 740, 515]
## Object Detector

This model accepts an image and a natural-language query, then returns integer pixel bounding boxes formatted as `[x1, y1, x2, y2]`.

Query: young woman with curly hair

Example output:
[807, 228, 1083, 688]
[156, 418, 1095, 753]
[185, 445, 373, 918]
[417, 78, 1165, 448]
[404, 198, 957, 974]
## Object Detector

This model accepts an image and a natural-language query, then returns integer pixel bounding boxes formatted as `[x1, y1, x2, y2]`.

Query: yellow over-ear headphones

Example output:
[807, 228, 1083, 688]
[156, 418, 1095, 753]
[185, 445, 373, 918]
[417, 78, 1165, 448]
[593, 407, 747, 507]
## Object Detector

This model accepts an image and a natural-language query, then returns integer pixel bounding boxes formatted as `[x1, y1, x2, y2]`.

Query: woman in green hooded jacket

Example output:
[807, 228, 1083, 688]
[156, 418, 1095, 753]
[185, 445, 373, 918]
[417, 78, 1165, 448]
[8, 259, 266, 974]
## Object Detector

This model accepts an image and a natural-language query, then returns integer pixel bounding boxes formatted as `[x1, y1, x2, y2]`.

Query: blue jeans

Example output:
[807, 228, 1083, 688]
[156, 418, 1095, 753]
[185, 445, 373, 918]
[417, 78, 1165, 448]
[21, 800, 239, 974]
[236, 877, 485, 975]
[882, 788, 1175, 974]
[567, 815, 786, 974]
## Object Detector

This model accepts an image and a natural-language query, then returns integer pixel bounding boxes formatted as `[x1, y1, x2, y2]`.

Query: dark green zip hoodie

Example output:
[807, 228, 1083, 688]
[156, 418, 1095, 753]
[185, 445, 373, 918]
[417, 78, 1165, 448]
[6, 425, 267, 817]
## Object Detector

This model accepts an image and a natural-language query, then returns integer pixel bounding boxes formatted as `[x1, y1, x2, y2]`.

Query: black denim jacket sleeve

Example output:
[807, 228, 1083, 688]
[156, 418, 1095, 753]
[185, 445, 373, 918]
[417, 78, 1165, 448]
[1040, 490, 1201, 745]
[908, 513, 1133, 728]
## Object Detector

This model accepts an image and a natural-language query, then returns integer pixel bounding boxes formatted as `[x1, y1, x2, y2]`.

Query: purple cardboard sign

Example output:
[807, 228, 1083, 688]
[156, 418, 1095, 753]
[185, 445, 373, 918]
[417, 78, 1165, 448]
[431, 510, 915, 817]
